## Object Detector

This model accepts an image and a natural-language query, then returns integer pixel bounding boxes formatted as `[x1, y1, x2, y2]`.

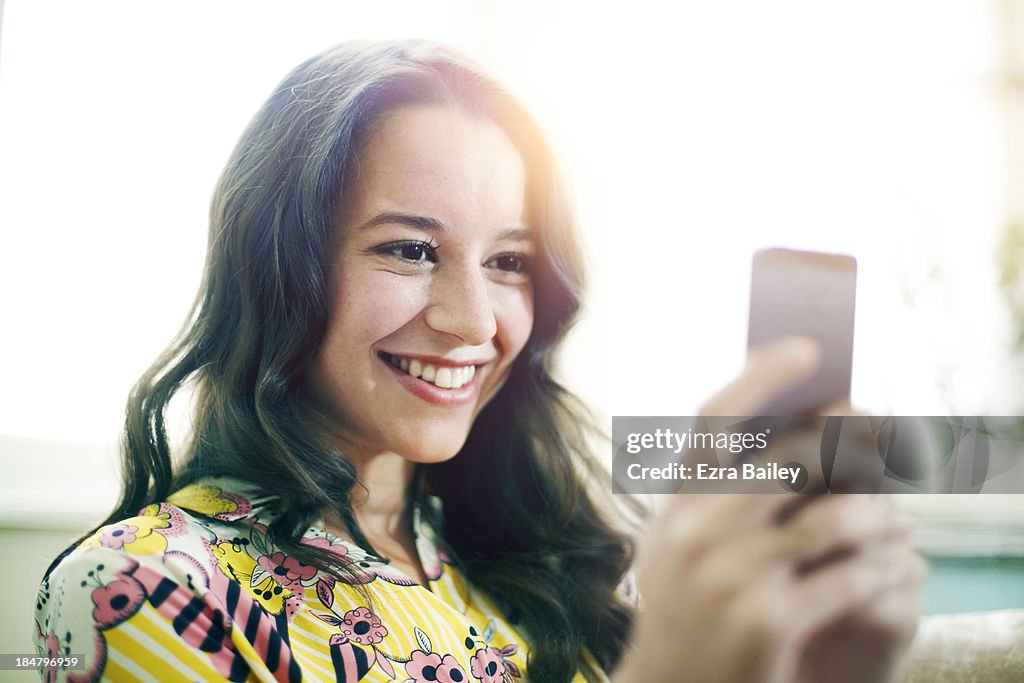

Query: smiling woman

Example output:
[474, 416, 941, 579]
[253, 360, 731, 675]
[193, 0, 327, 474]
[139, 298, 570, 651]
[34, 40, 635, 683]
[33, 39, 924, 683]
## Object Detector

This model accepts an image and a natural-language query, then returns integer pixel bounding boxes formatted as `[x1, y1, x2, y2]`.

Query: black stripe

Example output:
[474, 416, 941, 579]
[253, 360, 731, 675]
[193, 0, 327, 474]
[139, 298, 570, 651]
[274, 612, 302, 683]
[172, 597, 204, 635]
[275, 611, 290, 646]
[329, 643, 346, 683]
[288, 651, 303, 683]
[354, 645, 369, 677]
[148, 578, 177, 608]
[244, 603, 262, 642]
[264, 627, 281, 672]
[198, 609, 227, 653]
[226, 579, 240, 618]
[330, 642, 369, 682]
[228, 649, 250, 683]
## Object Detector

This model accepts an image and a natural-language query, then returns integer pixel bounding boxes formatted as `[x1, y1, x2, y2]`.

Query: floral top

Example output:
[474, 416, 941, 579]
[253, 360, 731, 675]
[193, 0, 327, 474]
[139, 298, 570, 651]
[33, 477, 603, 683]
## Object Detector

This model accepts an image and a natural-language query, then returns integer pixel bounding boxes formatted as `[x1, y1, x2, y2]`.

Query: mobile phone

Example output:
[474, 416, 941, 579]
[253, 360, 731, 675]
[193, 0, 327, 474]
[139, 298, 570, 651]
[747, 248, 857, 415]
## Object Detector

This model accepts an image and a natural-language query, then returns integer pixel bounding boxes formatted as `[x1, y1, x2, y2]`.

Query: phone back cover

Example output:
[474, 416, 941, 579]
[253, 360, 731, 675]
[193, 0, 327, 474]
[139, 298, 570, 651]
[747, 249, 857, 415]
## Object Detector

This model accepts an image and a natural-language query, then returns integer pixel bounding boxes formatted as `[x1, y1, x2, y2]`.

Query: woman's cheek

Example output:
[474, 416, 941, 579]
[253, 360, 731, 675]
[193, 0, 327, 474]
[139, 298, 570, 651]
[496, 284, 535, 354]
[336, 269, 431, 338]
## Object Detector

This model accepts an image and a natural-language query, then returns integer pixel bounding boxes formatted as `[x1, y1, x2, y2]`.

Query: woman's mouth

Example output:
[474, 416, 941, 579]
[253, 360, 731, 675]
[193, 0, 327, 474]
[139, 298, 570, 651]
[378, 351, 479, 389]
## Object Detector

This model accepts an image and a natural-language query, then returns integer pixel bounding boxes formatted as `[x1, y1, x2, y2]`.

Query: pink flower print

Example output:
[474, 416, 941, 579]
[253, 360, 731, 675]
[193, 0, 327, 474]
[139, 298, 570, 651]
[154, 502, 187, 537]
[258, 552, 295, 588]
[43, 631, 59, 656]
[42, 632, 60, 683]
[344, 558, 418, 586]
[406, 650, 468, 683]
[470, 647, 506, 683]
[98, 524, 138, 549]
[91, 577, 145, 628]
[258, 551, 316, 589]
[302, 536, 336, 550]
[282, 555, 317, 583]
[340, 607, 387, 646]
[302, 534, 352, 559]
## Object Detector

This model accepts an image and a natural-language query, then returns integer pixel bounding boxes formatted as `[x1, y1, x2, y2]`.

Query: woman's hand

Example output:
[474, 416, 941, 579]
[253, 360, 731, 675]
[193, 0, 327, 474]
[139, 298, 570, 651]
[613, 339, 927, 683]
[794, 529, 925, 683]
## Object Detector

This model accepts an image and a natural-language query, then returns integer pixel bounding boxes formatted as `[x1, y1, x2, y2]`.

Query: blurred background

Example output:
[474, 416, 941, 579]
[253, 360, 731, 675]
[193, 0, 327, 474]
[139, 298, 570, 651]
[1, 0, 1022, 669]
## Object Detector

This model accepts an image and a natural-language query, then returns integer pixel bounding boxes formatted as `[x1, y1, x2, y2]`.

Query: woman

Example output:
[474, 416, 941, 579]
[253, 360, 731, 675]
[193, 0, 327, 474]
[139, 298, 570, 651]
[34, 40, 924, 683]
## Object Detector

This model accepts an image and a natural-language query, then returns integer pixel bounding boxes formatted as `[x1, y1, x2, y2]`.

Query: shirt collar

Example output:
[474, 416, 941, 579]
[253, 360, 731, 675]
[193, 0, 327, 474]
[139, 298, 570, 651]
[165, 475, 449, 561]
[165, 475, 276, 523]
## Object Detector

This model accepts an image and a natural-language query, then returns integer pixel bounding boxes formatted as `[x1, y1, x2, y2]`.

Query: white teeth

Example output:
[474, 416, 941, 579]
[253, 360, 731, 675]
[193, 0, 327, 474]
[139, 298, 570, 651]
[452, 366, 471, 388]
[387, 354, 477, 390]
[421, 364, 436, 382]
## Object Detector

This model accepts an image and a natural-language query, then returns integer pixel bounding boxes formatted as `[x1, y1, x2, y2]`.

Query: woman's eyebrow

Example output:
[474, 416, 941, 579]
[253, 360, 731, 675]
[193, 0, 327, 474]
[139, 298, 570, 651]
[355, 212, 447, 232]
[497, 226, 533, 243]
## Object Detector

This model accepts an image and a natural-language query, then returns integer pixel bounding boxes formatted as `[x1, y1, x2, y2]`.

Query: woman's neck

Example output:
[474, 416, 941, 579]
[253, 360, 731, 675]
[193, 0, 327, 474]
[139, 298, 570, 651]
[346, 449, 418, 541]
[321, 448, 429, 585]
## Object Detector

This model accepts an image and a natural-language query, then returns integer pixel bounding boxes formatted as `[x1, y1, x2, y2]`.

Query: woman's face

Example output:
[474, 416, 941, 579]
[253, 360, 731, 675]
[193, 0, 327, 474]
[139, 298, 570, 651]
[307, 104, 535, 462]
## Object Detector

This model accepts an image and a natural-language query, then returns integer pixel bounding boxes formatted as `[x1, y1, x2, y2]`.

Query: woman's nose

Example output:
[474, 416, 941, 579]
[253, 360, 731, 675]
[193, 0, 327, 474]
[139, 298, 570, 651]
[423, 265, 498, 345]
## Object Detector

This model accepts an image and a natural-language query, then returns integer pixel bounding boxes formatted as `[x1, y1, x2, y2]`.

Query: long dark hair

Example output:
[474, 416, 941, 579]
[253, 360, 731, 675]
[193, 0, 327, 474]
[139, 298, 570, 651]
[55, 40, 638, 681]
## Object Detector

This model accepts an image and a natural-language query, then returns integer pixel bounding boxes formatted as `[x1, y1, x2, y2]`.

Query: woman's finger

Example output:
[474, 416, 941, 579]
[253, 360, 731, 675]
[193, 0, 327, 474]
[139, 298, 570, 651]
[700, 337, 821, 416]
[792, 543, 927, 682]
[658, 492, 798, 545]
[815, 398, 862, 416]
[783, 538, 922, 642]
[782, 495, 914, 569]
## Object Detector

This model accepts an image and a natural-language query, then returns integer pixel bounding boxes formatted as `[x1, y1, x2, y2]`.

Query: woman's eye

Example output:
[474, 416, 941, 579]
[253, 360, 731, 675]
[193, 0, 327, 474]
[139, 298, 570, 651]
[377, 241, 438, 263]
[488, 253, 529, 274]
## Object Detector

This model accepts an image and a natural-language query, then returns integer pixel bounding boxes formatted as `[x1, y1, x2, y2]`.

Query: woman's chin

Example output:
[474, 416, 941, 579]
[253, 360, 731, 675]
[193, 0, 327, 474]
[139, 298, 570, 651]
[380, 425, 472, 466]
[400, 440, 466, 465]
